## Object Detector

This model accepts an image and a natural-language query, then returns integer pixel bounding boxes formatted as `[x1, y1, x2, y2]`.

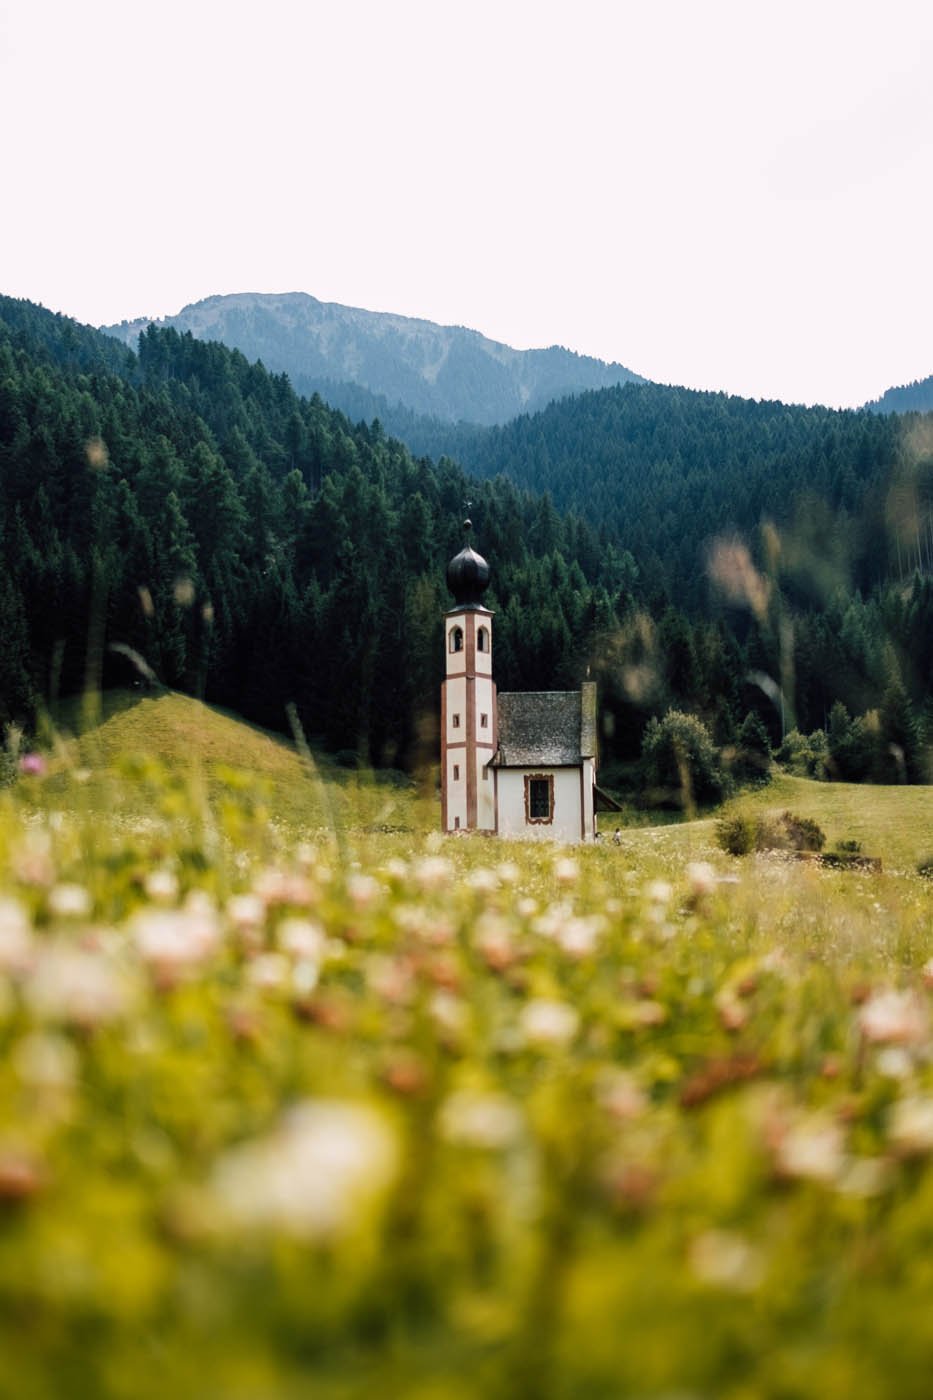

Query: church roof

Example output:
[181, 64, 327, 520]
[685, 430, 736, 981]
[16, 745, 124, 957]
[493, 684, 597, 767]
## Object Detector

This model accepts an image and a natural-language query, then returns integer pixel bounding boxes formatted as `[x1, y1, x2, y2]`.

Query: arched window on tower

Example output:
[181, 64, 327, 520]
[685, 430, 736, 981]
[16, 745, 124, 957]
[477, 626, 489, 653]
[449, 626, 464, 653]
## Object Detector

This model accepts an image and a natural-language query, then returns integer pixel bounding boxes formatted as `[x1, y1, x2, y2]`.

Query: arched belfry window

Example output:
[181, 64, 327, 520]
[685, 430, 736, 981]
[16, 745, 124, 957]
[477, 626, 489, 653]
[449, 626, 464, 653]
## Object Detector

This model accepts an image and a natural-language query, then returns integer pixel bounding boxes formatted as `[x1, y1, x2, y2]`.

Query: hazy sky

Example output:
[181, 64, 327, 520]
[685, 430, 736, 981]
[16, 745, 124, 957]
[2, 0, 932, 407]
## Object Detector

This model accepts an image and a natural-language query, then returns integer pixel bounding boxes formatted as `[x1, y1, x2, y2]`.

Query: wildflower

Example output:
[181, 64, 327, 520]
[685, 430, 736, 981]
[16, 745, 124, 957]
[277, 917, 326, 963]
[466, 867, 498, 893]
[13, 1032, 79, 1091]
[212, 1100, 398, 1239]
[133, 905, 220, 980]
[555, 914, 604, 959]
[519, 998, 580, 1048]
[226, 893, 266, 937]
[248, 954, 290, 991]
[26, 944, 130, 1028]
[0, 897, 33, 974]
[144, 869, 179, 904]
[429, 990, 467, 1038]
[439, 1090, 523, 1149]
[346, 873, 380, 909]
[888, 1096, 933, 1157]
[773, 1114, 845, 1184]
[554, 857, 579, 887]
[253, 868, 315, 907]
[689, 1229, 764, 1291]
[11, 832, 55, 888]
[413, 856, 453, 892]
[646, 879, 673, 905]
[685, 861, 717, 898]
[291, 960, 319, 997]
[597, 1070, 648, 1121]
[18, 753, 46, 777]
[858, 989, 929, 1046]
[47, 883, 92, 920]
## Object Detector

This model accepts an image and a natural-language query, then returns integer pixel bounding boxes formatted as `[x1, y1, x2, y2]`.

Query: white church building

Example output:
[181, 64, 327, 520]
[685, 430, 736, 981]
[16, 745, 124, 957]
[440, 526, 602, 843]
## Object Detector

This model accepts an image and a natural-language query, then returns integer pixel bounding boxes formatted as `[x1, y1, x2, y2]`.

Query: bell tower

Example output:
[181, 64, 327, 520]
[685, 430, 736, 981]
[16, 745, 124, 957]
[441, 522, 496, 832]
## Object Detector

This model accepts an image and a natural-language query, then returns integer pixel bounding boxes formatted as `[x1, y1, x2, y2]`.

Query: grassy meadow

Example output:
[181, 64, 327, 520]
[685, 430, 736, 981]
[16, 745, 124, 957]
[2, 692, 933, 1398]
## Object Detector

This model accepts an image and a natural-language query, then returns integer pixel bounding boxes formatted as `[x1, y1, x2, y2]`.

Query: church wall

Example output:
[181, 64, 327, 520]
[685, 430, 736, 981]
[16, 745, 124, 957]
[497, 767, 585, 844]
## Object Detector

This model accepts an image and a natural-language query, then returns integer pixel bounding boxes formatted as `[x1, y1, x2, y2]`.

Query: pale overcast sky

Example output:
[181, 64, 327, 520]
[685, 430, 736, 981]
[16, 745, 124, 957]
[2, 0, 932, 407]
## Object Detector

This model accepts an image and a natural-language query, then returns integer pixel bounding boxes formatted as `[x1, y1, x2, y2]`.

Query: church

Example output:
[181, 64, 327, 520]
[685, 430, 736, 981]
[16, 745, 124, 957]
[440, 526, 601, 843]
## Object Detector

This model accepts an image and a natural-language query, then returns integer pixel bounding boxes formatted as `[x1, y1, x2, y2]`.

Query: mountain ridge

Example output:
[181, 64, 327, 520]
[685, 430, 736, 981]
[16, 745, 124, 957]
[103, 290, 645, 427]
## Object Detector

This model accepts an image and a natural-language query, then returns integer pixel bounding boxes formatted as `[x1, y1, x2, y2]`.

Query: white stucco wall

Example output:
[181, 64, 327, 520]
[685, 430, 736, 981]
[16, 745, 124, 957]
[496, 767, 587, 843]
[445, 676, 466, 746]
[446, 749, 467, 830]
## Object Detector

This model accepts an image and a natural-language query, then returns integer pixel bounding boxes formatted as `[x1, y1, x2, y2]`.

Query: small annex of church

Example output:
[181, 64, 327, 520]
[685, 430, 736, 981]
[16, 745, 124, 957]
[440, 525, 600, 843]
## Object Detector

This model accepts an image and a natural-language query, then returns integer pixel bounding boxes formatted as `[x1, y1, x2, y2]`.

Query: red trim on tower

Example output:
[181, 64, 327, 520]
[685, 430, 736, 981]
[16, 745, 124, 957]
[465, 614, 477, 827]
[440, 680, 448, 831]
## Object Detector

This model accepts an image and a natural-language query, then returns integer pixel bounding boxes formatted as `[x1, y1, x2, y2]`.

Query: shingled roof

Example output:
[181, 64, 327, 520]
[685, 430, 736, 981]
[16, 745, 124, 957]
[493, 684, 596, 767]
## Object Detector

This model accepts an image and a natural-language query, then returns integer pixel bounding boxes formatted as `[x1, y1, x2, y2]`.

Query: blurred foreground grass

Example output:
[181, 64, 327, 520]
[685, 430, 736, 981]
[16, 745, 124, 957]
[2, 693, 933, 1398]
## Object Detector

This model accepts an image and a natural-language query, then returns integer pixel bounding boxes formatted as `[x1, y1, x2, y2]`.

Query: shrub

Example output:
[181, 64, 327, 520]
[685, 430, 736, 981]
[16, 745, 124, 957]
[777, 728, 829, 780]
[717, 809, 826, 856]
[641, 710, 728, 809]
[716, 812, 758, 856]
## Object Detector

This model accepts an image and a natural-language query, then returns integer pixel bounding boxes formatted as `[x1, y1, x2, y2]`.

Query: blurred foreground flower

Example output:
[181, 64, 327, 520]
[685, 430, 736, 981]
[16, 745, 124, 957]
[858, 989, 929, 1046]
[519, 998, 580, 1048]
[212, 1100, 398, 1239]
[439, 1090, 523, 1149]
[18, 753, 46, 777]
[26, 944, 131, 1028]
[0, 897, 33, 974]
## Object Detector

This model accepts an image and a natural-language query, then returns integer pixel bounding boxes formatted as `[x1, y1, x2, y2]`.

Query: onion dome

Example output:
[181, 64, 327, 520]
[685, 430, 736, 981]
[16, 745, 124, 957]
[446, 520, 490, 607]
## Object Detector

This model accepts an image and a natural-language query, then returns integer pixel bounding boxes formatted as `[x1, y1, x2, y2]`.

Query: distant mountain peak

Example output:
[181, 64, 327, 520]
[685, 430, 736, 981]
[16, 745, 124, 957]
[102, 291, 645, 428]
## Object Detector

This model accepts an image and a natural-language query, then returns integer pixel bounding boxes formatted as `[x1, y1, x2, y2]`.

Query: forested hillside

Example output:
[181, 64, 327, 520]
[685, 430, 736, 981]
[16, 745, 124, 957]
[0, 298, 640, 767]
[866, 375, 933, 415]
[104, 292, 644, 427]
[2, 296, 932, 781]
[440, 383, 933, 607]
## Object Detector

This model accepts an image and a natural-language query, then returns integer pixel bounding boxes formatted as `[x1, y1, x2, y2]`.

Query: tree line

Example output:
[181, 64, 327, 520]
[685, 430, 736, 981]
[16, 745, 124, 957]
[0, 296, 931, 784]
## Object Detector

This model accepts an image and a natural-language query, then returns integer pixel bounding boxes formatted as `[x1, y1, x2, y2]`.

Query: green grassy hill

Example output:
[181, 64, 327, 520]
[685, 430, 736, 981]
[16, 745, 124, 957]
[39, 689, 428, 837]
[608, 772, 933, 874]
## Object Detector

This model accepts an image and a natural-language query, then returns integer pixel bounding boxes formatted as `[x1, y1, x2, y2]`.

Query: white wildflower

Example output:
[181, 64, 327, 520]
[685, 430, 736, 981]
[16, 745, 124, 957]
[466, 867, 498, 893]
[875, 1046, 914, 1080]
[133, 906, 219, 977]
[26, 944, 129, 1028]
[227, 893, 266, 934]
[859, 989, 929, 1046]
[888, 1096, 933, 1157]
[555, 914, 604, 959]
[277, 917, 326, 964]
[774, 1114, 845, 1184]
[346, 873, 380, 909]
[13, 1032, 79, 1091]
[248, 953, 290, 991]
[212, 1100, 398, 1239]
[429, 990, 467, 1037]
[143, 869, 179, 904]
[413, 856, 453, 892]
[0, 897, 33, 974]
[689, 1229, 764, 1291]
[686, 861, 717, 897]
[439, 1090, 523, 1149]
[47, 883, 92, 920]
[554, 857, 579, 887]
[519, 998, 580, 1048]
